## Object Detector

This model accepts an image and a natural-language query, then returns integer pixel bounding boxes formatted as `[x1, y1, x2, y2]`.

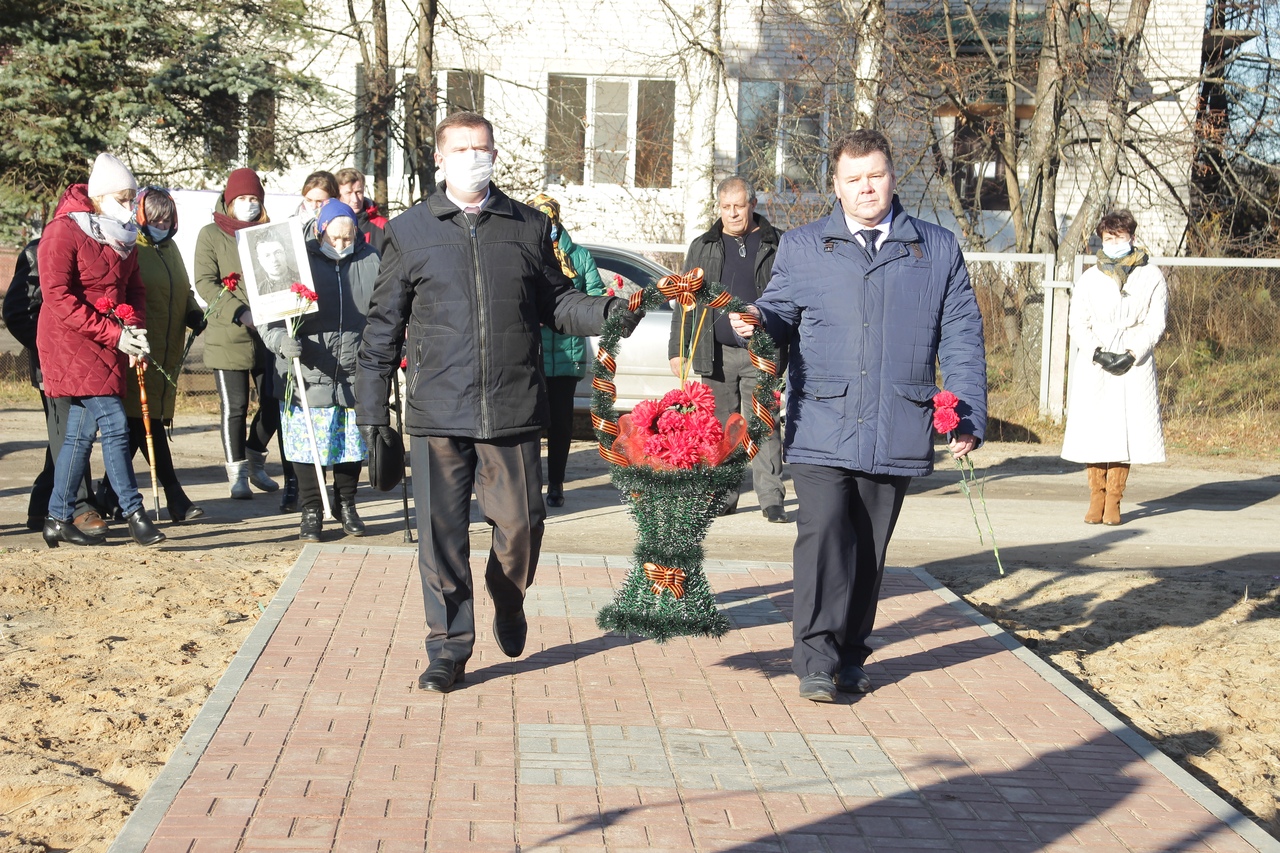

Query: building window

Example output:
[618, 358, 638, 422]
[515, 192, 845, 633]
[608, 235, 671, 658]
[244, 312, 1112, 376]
[951, 116, 1011, 212]
[544, 74, 675, 188]
[737, 81, 826, 194]
[444, 70, 484, 115]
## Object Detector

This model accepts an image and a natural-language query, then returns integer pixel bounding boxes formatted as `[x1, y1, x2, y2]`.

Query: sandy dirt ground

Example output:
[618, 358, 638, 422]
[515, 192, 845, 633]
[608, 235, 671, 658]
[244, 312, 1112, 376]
[0, 404, 1276, 851]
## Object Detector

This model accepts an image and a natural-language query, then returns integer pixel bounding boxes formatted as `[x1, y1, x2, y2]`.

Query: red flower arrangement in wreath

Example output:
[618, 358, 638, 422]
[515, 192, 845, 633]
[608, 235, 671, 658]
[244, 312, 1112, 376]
[612, 381, 747, 470]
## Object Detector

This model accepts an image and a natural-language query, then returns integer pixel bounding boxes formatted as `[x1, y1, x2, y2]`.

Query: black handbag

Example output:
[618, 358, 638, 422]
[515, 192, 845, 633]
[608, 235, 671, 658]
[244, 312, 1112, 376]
[365, 426, 405, 492]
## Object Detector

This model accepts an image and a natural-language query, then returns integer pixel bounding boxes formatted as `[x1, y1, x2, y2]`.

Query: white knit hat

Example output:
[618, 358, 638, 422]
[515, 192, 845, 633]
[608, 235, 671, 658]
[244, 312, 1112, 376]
[86, 152, 138, 198]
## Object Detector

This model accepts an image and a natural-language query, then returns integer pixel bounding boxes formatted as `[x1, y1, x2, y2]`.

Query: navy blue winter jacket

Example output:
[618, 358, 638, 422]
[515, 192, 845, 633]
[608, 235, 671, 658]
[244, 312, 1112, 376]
[754, 199, 987, 477]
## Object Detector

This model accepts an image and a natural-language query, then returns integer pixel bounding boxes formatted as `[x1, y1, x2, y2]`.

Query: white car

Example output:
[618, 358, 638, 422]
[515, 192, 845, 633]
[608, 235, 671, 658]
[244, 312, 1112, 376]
[574, 245, 683, 412]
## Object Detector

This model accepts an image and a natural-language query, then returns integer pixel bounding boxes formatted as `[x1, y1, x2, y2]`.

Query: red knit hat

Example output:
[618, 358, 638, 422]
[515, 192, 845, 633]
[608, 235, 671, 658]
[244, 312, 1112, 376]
[223, 168, 264, 203]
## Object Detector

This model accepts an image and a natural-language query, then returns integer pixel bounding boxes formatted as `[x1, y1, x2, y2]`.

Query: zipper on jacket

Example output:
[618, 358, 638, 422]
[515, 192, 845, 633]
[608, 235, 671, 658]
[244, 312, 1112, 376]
[467, 212, 492, 438]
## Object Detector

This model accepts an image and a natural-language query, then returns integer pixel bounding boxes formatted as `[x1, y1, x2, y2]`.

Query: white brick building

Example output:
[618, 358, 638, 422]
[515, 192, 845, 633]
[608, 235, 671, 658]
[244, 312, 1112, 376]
[265, 0, 1207, 253]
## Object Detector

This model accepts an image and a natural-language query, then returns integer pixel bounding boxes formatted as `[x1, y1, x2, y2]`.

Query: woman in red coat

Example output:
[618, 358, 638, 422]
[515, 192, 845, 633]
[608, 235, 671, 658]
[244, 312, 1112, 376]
[36, 152, 166, 547]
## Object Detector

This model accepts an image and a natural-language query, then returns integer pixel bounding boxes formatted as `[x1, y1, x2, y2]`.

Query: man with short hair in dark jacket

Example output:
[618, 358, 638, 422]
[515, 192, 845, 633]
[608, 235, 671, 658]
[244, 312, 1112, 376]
[668, 176, 787, 522]
[336, 167, 388, 253]
[732, 129, 987, 704]
[356, 112, 643, 693]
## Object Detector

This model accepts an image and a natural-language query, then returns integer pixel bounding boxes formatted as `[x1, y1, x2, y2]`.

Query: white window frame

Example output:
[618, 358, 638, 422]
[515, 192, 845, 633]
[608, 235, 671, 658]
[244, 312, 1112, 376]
[546, 75, 673, 189]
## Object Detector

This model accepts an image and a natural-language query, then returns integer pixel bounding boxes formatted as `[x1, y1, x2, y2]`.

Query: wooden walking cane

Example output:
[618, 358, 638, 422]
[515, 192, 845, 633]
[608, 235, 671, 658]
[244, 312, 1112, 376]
[135, 362, 161, 518]
[392, 366, 413, 543]
[291, 357, 332, 519]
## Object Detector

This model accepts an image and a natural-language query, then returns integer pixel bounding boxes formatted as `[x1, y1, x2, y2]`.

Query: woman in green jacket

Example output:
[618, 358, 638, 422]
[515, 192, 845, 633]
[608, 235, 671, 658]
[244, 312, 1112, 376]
[528, 194, 605, 507]
[101, 188, 206, 521]
[193, 168, 292, 505]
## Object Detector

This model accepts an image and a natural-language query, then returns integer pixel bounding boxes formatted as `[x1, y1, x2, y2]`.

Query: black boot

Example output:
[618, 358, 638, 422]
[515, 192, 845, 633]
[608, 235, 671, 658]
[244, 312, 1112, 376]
[125, 508, 166, 546]
[338, 499, 366, 536]
[42, 516, 107, 548]
[299, 506, 323, 541]
[280, 474, 299, 513]
[96, 479, 123, 521]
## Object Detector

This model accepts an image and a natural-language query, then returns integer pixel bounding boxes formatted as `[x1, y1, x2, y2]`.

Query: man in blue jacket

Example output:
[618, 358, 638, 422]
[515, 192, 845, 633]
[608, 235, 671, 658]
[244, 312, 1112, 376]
[732, 129, 986, 703]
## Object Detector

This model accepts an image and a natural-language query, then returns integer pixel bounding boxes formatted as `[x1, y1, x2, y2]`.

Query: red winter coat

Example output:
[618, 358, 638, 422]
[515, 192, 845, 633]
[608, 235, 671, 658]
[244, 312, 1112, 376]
[36, 184, 147, 399]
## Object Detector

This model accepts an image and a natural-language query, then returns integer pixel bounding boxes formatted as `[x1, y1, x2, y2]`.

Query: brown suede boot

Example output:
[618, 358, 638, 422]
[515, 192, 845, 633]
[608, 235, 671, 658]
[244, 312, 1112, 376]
[1084, 464, 1108, 524]
[1103, 463, 1130, 525]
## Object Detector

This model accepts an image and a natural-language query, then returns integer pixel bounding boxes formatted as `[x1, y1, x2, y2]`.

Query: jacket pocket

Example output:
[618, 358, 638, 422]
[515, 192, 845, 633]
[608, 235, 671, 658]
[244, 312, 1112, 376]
[886, 381, 940, 462]
[787, 378, 848, 455]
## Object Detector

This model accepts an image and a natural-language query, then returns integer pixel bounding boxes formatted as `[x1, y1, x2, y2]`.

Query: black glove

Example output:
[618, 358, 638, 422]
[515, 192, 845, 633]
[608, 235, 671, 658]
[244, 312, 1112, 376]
[1093, 348, 1121, 371]
[1103, 351, 1135, 376]
[607, 295, 645, 338]
[185, 309, 207, 334]
[360, 424, 405, 492]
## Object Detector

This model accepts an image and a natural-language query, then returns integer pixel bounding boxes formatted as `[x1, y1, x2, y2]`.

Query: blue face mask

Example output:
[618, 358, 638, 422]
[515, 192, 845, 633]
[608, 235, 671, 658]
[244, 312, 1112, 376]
[143, 225, 173, 244]
[320, 241, 355, 261]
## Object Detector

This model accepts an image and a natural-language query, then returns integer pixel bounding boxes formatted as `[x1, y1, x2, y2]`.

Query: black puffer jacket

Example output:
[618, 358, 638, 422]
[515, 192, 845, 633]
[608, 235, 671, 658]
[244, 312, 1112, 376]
[356, 183, 620, 439]
[668, 213, 781, 377]
[2, 239, 42, 388]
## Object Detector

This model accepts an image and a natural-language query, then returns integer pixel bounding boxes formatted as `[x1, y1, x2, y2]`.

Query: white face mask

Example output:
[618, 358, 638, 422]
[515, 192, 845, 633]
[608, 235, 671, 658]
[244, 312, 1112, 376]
[1101, 240, 1132, 259]
[233, 198, 262, 222]
[100, 197, 134, 225]
[442, 150, 494, 194]
[320, 241, 354, 261]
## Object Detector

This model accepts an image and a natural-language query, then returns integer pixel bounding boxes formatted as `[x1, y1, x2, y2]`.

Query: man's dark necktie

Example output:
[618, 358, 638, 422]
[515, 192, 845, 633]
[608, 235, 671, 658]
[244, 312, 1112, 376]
[859, 229, 879, 262]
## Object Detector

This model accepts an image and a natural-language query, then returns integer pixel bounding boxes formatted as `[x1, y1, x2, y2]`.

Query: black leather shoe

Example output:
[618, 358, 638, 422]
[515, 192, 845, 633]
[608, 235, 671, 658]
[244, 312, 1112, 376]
[168, 498, 204, 523]
[26, 515, 43, 532]
[299, 506, 322, 541]
[42, 516, 107, 548]
[492, 610, 528, 658]
[338, 499, 366, 536]
[718, 504, 737, 517]
[96, 479, 123, 521]
[125, 508, 166, 546]
[836, 664, 873, 694]
[762, 505, 790, 523]
[280, 476, 299, 513]
[545, 484, 564, 508]
[798, 672, 836, 702]
[417, 658, 465, 692]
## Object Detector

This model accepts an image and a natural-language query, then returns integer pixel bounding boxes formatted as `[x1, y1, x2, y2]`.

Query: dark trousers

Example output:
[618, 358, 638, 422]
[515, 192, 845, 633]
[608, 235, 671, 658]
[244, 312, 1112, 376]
[790, 463, 909, 677]
[213, 368, 290, 476]
[410, 433, 545, 665]
[294, 461, 361, 511]
[544, 376, 578, 486]
[28, 393, 93, 521]
[702, 345, 785, 511]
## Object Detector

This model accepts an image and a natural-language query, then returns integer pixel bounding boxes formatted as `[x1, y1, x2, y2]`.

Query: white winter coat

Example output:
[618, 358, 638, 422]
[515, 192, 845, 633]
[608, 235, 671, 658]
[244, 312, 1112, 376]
[1061, 260, 1167, 464]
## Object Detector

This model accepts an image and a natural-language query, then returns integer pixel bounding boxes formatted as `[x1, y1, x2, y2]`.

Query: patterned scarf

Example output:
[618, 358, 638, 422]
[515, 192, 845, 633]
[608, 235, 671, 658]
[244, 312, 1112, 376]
[69, 211, 137, 258]
[530, 192, 577, 279]
[1095, 245, 1149, 290]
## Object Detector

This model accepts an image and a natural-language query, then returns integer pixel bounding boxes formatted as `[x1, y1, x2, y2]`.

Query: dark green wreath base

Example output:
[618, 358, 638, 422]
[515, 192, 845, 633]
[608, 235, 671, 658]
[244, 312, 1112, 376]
[591, 281, 783, 643]
[595, 464, 743, 642]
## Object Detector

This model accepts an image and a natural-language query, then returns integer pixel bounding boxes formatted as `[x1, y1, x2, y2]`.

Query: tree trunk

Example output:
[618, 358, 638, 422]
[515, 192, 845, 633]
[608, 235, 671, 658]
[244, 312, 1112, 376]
[680, 0, 721, 244]
[370, 0, 391, 209]
[841, 0, 885, 129]
[412, 0, 439, 200]
[1057, 0, 1153, 273]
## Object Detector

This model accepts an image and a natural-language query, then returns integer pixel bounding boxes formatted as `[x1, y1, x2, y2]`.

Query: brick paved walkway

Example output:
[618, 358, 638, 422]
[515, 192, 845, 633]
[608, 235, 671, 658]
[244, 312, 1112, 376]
[110, 547, 1276, 853]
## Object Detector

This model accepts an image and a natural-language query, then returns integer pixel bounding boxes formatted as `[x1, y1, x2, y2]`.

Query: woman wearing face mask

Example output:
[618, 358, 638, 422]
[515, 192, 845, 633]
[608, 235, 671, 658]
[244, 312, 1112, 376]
[1061, 209, 1167, 526]
[527, 193, 605, 508]
[194, 168, 291, 503]
[262, 200, 380, 541]
[98, 187, 207, 523]
[298, 171, 339, 237]
[35, 152, 165, 547]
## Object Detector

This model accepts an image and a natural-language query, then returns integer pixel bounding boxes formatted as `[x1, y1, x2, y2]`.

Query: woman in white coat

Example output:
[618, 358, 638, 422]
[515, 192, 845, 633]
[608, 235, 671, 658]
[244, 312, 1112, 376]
[1061, 209, 1167, 525]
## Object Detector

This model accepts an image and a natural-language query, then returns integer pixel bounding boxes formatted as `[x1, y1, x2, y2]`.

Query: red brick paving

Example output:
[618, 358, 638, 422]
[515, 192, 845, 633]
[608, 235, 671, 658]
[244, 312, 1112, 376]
[126, 550, 1273, 852]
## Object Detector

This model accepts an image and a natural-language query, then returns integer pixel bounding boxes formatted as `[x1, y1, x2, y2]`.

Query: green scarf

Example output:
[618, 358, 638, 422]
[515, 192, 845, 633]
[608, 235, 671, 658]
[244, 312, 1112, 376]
[1095, 245, 1149, 290]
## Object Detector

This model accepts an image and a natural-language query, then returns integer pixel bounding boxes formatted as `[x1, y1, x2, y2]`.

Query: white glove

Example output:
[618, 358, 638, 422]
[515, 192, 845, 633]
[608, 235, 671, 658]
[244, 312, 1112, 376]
[116, 326, 150, 358]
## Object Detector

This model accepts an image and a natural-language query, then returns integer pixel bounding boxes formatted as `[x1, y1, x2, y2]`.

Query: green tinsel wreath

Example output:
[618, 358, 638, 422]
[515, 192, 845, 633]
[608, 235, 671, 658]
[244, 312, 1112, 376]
[591, 281, 783, 642]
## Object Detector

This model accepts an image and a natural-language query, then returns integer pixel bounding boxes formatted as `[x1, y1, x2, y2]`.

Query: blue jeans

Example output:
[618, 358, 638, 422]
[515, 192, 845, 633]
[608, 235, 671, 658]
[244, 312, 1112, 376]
[49, 396, 142, 522]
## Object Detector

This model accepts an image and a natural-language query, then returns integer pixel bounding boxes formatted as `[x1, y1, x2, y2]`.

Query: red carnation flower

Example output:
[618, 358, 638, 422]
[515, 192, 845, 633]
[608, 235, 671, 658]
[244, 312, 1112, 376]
[94, 297, 117, 314]
[934, 390, 959, 410]
[934, 407, 961, 434]
[114, 304, 138, 326]
[631, 399, 662, 432]
[221, 272, 240, 292]
[400, 357, 408, 370]
[290, 282, 318, 302]
[683, 381, 716, 416]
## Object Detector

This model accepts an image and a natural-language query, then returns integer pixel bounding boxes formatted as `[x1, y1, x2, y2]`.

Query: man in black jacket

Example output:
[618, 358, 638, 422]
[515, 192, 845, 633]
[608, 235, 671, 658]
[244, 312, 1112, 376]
[668, 177, 788, 521]
[2, 239, 104, 534]
[356, 112, 642, 693]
